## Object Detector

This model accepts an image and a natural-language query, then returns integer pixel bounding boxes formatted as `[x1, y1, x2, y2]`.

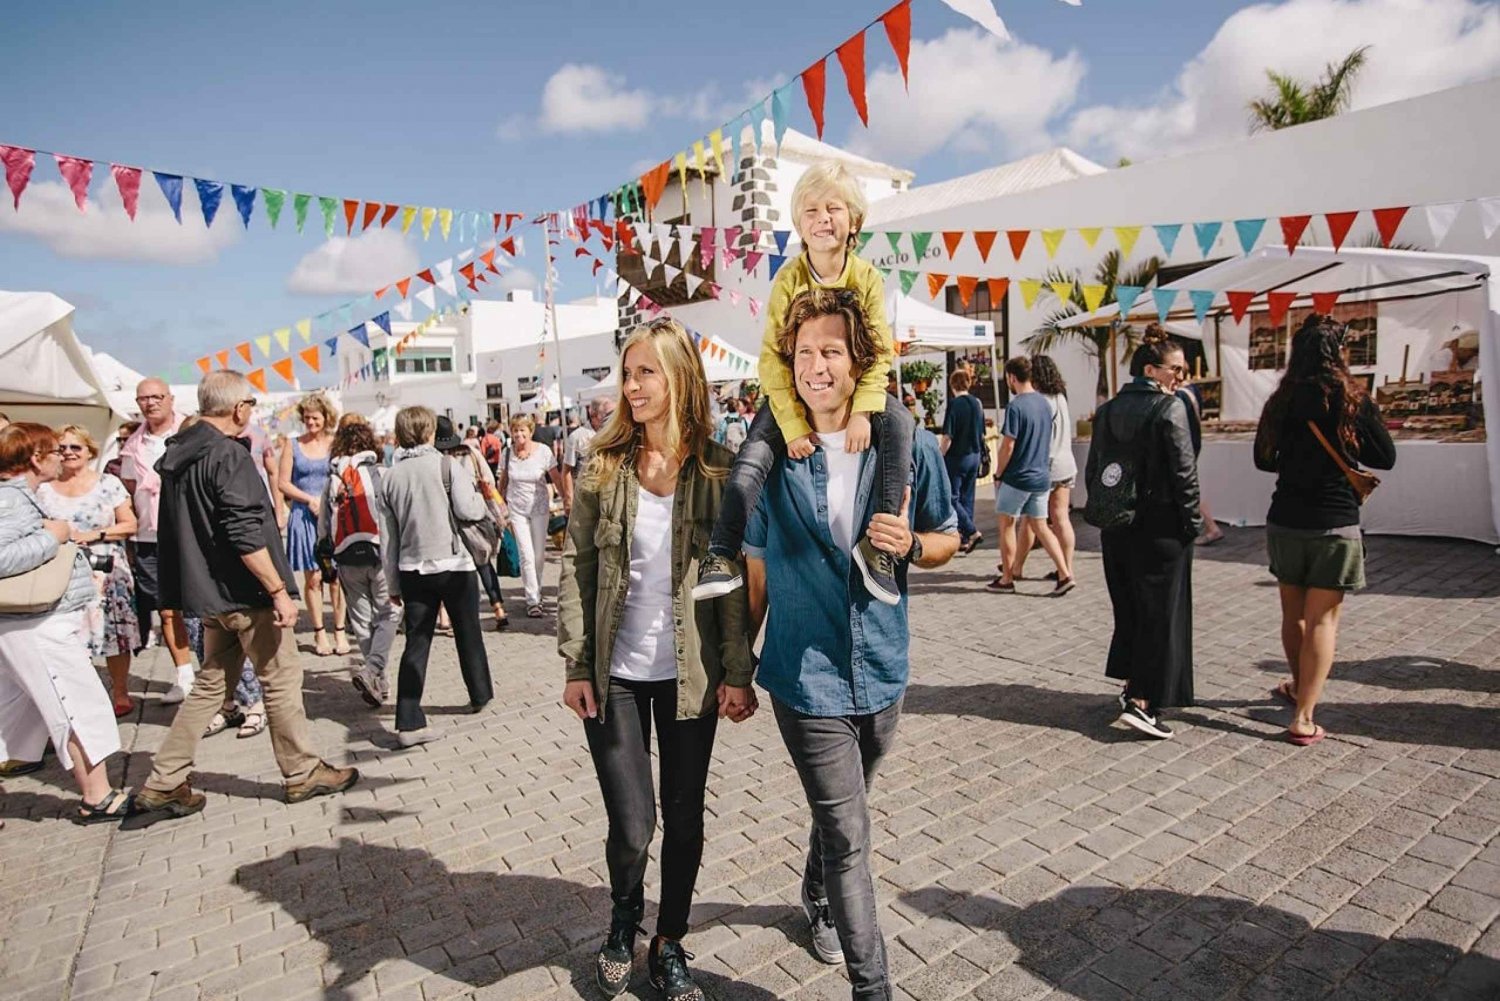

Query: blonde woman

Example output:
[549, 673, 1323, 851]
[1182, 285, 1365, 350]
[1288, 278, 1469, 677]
[500, 412, 560, 617]
[558, 317, 754, 1000]
[278, 393, 348, 655]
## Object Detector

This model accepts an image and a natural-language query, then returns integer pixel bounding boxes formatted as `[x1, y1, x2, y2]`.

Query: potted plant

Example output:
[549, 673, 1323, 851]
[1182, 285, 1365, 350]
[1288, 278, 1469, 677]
[900, 359, 941, 394]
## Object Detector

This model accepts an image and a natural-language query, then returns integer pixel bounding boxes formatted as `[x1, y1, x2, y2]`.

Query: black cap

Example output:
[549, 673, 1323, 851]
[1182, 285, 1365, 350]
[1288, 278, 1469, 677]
[434, 416, 464, 452]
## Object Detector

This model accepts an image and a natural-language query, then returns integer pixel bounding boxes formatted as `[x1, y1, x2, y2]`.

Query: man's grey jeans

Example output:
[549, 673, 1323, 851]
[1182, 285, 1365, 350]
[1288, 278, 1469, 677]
[773, 694, 903, 1001]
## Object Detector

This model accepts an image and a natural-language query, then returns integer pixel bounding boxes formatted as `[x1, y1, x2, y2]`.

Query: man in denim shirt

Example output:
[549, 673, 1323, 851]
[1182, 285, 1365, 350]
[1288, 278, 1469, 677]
[744, 289, 959, 1000]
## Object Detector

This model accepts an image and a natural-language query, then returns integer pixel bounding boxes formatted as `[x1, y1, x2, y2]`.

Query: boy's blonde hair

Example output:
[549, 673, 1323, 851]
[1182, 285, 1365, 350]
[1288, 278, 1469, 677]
[790, 160, 868, 251]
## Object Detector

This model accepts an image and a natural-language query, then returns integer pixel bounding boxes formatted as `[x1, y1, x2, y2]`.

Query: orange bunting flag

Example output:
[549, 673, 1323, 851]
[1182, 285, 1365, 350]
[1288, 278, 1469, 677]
[836, 33, 868, 127]
[215, 350, 230, 369]
[1325, 210, 1359, 252]
[375, 285, 390, 300]
[196, 357, 212, 374]
[802, 58, 828, 139]
[1266, 291, 1297, 328]
[986, 278, 1010, 306]
[956, 275, 978, 308]
[880, 0, 912, 91]
[941, 232, 964, 258]
[926, 273, 947, 298]
[381, 203, 399, 227]
[247, 369, 267, 393]
[641, 161, 672, 211]
[1311, 290, 1341, 315]
[343, 199, 358, 235]
[235, 342, 253, 364]
[299, 346, 321, 373]
[479, 248, 498, 272]
[272, 357, 295, 386]
[396, 277, 411, 298]
[1280, 214, 1312, 254]
[973, 231, 997, 262]
[362, 202, 380, 231]
[1006, 229, 1030, 260]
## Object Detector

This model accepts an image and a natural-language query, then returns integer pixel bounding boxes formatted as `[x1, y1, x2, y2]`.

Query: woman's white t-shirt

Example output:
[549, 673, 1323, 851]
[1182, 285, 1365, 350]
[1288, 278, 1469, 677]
[1046, 393, 1077, 483]
[504, 445, 556, 518]
[608, 486, 678, 682]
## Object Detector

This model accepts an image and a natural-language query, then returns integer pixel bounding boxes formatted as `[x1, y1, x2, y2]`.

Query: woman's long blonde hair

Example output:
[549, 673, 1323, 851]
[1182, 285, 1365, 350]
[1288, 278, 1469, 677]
[583, 317, 725, 490]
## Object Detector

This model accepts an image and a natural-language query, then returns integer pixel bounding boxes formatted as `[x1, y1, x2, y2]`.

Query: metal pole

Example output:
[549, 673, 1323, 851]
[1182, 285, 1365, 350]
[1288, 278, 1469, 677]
[540, 214, 569, 423]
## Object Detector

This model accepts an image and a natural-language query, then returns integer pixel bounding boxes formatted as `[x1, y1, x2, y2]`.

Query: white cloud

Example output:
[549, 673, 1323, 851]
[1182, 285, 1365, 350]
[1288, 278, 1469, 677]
[1065, 0, 1500, 164]
[497, 267, 538, 292]
[285, 228, 421, 295]
[0, 178, 242, 264]
[846, 28, 1087, 163]
[540, 64, 653, 133]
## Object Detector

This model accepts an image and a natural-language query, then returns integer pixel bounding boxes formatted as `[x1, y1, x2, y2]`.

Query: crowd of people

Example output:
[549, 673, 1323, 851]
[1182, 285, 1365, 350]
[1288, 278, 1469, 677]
[0, 158, 1400, 1001]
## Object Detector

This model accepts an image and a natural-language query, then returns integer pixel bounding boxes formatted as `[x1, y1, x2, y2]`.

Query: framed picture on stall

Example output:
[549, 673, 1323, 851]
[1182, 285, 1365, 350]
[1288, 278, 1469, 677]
[1193, 378, 1222, 420]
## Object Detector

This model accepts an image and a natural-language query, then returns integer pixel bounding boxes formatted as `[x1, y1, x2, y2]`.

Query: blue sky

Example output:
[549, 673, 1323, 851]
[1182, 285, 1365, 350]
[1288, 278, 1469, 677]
[2, 0, 1495, 381]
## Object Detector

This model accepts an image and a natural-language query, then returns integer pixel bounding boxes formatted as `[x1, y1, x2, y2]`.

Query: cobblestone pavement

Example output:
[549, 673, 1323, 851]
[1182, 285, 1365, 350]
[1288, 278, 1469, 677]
[2, 513, 1498, 1000]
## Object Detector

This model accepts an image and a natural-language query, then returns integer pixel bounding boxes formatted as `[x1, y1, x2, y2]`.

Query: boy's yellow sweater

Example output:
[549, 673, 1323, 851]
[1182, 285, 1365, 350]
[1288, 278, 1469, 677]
[758, 251, 893, 443]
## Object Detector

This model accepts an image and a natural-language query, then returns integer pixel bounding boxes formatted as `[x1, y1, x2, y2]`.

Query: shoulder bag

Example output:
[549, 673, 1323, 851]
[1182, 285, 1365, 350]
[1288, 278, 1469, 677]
[1306, 420, 1380, 504]
[0, 490, 81, 614]
[441, 456, 503, 565]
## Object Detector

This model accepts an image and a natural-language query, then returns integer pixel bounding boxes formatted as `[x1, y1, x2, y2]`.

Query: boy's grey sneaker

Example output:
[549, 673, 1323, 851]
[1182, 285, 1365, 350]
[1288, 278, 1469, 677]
[351, 666, 383, 708]
[853, 537, 901, 606]
[801, 880, 844, 965]
[691, 553, 743, 600]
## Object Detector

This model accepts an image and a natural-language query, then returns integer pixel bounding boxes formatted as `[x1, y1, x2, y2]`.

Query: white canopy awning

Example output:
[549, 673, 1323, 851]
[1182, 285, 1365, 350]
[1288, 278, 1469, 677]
[0, 291, 126, 441]
[886, 288, 994, 346]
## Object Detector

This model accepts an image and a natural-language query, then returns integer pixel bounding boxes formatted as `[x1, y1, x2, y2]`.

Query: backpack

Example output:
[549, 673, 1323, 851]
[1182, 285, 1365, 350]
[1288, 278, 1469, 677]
[1084, 394, 1171, 530]
[441, 455, 503, 565]
[330, 460, 382, 566]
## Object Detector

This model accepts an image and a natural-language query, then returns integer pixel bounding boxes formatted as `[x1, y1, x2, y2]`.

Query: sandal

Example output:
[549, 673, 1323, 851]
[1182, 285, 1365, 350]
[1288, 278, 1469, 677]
[1286, 723, 1326, 746]
[1273, 680, 1297, 705]
[333, 629, 353, 655]
[204, 707, 244, 737]
[313, 628, 332, 657]
[76, 788, 131, 825]
[237, 708, 267, 739]
[526, 605, 544, 618]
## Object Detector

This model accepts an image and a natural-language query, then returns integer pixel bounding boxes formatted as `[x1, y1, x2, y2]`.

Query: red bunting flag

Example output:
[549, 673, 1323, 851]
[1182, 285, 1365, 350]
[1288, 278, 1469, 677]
[592, 258, 605, 275]
[1373, 206, 1409, 247]
[1325, 210, 1358, 252]
[641, 161, 672, 211]
[342, 199, 358, 235]
[362, 202, 380, 231]
[459, 262, 478, 289]
[956, 275, 978, 308]
[499, 236, 517, 257]
[396, 277, 411, 298]
[926, 273, 947, 298]
[381, 203, 399, 227]
[504, 212, 522, 231]
[802, 58, 828, 139]
[416, 269, 436, 285]
[1266, 291, 1297, 328]
[235, 342, 253, 365]
[973, 231, 998, 262]
[215, 350, 230, 369]
[942, 232, 964, 258]
[986, 278, 1010, 306]
[880, 0, 912, 91]
[1280, 215, 1312, 254]
[479, 248, 498, 273]
[109, 164, 142, 220]
[272, 357, 295, 386]
[1311, 290, 1341, 315]
[299, 346, 321, 373]
[196, 356, 212, 374]
[1006, 230, 1030, 260]
[0, 145, 36, 209]
[1226, 291, 1255, 324]
[54, 154, 93, 211]
[247, 369, 268, 393]
[836, 33, 868, 127]
[492, 212, 503, 232]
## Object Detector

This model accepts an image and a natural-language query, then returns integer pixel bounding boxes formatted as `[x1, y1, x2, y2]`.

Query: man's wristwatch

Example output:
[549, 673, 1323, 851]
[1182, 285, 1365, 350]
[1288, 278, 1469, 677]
[904, 534, 923, 563]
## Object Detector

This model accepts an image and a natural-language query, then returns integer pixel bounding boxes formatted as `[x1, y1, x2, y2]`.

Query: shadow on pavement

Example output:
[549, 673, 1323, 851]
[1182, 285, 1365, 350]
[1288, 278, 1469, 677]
[903, 683, 1143, 744]
[898, 883, 1499, 999]
[237, 838, 781, 1000]
[1251, 655, 1500, 696]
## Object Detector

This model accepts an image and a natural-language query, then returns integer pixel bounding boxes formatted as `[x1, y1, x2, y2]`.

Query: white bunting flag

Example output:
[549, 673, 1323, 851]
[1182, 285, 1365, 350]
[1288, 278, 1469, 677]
[1425, 202, 1461, 246]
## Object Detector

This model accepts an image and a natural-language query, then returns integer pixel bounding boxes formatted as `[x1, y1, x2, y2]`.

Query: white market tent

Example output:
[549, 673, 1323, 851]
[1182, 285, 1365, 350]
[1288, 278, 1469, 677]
[886, 286, 1000, 411]
[1060, 247, 1499, 544]
[0, 291, 126, 442]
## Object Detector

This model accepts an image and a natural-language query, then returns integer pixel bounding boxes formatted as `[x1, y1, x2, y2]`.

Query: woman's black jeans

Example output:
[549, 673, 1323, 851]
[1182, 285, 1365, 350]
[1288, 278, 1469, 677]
[395, 570, 493, 731]
[709, 393, 914, 556]
[584, 677, 718, 939]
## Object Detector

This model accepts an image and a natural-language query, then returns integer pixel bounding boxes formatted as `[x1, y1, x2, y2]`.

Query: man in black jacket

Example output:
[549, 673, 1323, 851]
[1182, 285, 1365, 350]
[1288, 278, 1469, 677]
[132, 371, 358, 820]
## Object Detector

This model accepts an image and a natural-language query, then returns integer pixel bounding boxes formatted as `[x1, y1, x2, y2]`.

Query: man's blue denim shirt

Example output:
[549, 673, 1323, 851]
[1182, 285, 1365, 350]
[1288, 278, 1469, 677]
[744, 427, 957, 718]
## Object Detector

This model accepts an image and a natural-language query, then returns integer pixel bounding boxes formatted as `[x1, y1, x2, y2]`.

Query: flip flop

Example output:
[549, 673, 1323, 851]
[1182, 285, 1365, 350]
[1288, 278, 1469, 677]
[1286, 724, 1326, 746]
[1273, 681, 1297, 705]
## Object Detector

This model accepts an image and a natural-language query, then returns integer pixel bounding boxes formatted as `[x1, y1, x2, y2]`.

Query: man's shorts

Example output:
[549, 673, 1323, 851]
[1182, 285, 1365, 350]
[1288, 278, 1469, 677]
[995, 482, 1049, 519]
[131, 542, 161, 605]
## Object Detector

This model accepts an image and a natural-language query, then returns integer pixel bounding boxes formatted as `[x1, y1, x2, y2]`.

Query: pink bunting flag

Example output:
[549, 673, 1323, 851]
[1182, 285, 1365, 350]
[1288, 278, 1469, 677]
[53, 154, 93, 211]
[743, 250, 764, 274]
[699, 228, 716, 272]
[1, 146, 35, 209]
[110, 164, 142, 220]
[749, 297, 762, 318]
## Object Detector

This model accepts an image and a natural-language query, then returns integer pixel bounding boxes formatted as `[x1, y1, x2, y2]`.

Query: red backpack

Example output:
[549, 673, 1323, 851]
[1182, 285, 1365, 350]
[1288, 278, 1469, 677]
[331, 461, 381, 565]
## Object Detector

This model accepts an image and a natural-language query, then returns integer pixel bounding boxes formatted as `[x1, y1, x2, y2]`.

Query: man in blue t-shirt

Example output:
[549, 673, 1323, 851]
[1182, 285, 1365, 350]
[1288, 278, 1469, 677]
[990, 356, 1073, 595]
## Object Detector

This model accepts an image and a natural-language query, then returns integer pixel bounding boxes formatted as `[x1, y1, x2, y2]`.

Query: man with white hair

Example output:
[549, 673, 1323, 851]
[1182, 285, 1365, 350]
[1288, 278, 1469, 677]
[131, 371, 358, 821]
[562, 396, 615, 513]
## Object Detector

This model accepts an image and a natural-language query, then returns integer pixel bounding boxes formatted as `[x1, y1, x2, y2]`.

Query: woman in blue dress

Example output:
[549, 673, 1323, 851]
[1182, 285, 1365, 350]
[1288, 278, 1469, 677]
[277, 394, 348, 656]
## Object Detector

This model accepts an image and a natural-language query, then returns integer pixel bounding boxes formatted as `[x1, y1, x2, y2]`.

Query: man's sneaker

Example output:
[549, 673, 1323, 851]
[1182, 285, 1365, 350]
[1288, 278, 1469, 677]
[285, 761, 359, 803]
[800, 880, 844, 965]
[853, 538, 901, 607]
[647, 936, 705, 1001]
[1119, 703, 1173, 739]
[132, 782, 207, 819]
[595, 905, 644, 997]
[351, 667, 383, 708]
[691, 553, 743, 600]
[1052, 575, 1076, 596]
[984, 576, 1015, 594]
[161, 664, 195, 705]
[397, 728, 442, 749]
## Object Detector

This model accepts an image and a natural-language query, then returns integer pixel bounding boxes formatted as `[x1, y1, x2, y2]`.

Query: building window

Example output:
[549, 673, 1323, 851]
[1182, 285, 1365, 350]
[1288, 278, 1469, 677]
[484, 383, 505, 400]
[395, 348, 454, 374]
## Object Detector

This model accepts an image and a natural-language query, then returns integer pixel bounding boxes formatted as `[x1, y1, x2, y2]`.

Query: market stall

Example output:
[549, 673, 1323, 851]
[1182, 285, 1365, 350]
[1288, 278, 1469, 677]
[886, 287, 997, 424]
[0, 290, 127, 442]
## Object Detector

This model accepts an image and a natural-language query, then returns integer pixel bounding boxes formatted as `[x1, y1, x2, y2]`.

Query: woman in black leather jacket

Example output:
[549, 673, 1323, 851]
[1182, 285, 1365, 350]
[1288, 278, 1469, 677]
[1086, 331, 1202, 739]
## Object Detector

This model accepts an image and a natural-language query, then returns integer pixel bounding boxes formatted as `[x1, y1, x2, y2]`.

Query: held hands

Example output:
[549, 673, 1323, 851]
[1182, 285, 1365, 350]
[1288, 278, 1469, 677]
[717, 683, 758, 722]
[563, 679, 598, 720]
[786, 433, 818, 460]
[867, 486, 914, 557]
[845, 412, 872, 452]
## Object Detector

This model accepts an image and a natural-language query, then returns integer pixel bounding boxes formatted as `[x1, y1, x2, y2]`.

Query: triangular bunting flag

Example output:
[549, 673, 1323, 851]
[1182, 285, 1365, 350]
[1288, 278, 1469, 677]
[254, 335, 272, 358]
[155, 172, 183, 222]
[272, 357, 295, 386]
[885, 231, 902, 255]
[342, 198, 358, 234]
[1153, 223, 1182, 256]
[1193, 221, 1222, 257]
[927, 273, 948, 298]
[235, 342, 252, 364]
[420, 207, 436, 240]
[1114, 226, 1141, 259]
[1152, 288, 1179, 323]
[348, 324, 370, 349]
[1071, 227, 1100, 250]
[1040, 229, 1065, 258]
[1, 145, 36, 209]
[231, 184, 256, 229]
[400, 205, 416, 234]
[318, 196, 337, 237]
[801, 58, 828, 139]
[1081, 284, 1107, 313]
[247, 369, 267, 393]
[911, 232, 933, 260]
[325, 335, 341, 356]
[897, 270, 918, 296]
[956, 275, 978, 308]
[1114, 285, 1144, 318]
[371, 312, 391, 336]
[262, 188, 285, 228]
[215, 350, 230, 369]
[942, 232, 964, 258]
[417, 269, 436, 285]
[1048, 280, 1074, 304]
[438, 208, 453, 240]
[1234, 218, 1266, 254]
[292, 192, 310, 232]
[1018, 279, 1043, 309]
[1424, 202, 1461, 246]
[295, 319, 311, 342]
[768, 254, 787, 279]
[1280, 214, 1312, 254]
[1226, 291, 1255, 324]
[985, 278, 1009, 306]
[1266, 291, 1296, 328]
[380, 203, 398, 227]
[835, 33, 868, 127]
[111, 164, 142, 220]
[1479, 197, 1500, 240]
[54, 154, 92, 211]
[195, 179, 224, 227]
[1373, 206, 1409, 247]
[1006, 230, 1030, 260]
[299, 346, 321, 373]
[1311, 290, 1340, 315]
[881, 0, 912, 90]
[973, 231, 997, 262]
[361, 201, 380, 231]
[1326, 210, 1358, 251]
[195, 356, 211, 374]
[1188, 289, 1215, 325]
[273, 327, 290, 351]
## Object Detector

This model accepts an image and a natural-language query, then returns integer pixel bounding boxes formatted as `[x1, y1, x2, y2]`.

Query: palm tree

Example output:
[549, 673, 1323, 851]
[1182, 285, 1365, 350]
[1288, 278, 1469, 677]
[1249, 46, 1370, 132]
[1023, 249, 1162, 406]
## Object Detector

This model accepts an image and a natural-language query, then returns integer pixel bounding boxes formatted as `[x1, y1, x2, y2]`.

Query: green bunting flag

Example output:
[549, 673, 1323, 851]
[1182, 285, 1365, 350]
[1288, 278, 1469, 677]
[318, 196, 338, 238]
[886, 232, 903, 255]
[898, 270, 918, 295]
[857, 232, 873, 255]
[293, 193, 311, 233]
[263, 188, 285, 229]
[910, 232, 933, 260]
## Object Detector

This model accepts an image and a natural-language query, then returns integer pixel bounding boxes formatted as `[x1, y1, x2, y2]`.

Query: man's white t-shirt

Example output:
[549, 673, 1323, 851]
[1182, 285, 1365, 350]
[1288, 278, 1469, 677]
[609, 486, 677, 682]
[818, 429, 861, 555]
[563, 425, 596, 471]
[120, 429, 171, 543]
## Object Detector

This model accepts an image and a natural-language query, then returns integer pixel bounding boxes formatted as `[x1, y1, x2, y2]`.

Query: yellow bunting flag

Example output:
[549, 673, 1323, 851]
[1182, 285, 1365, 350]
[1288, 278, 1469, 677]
[438, 208, 453, 240]
[254, 335, 272, 358]
[1041, 229, 1066, 258]
[675, 152, 689, 204]
[295, 319, 311, 343]
[708, 129, 726, 176]
[1114, 226, 1142, 259]
[693, 140, 706, 176]
[1078, 227, 1102, 249]
[420, 207, 436, 240]
[1019, 279, 1043, 309]
[1049, 280, 1075, 303]
[273, 327, 291, 352]
[1082, 284, 1107, 312]
[400, 206, 417, 235]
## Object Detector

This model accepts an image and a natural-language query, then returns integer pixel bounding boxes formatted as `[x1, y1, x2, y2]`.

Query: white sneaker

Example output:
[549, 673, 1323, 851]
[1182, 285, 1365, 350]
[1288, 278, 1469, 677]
[161, 664, 196, 705]
[397, 728, 442, 748]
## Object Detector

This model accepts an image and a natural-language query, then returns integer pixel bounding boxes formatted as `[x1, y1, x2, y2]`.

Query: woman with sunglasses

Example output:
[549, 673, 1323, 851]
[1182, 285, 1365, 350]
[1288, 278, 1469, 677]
[1086, 329, 1202, 739]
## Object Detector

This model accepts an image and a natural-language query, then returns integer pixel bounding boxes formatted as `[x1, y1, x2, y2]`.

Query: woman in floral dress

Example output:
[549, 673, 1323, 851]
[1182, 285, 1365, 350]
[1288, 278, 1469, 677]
[37, 425, 139, 717]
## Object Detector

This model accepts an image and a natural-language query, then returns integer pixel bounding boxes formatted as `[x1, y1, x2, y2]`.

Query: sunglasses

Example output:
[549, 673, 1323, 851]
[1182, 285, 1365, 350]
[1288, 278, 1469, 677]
[58, 443, 88, 453]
